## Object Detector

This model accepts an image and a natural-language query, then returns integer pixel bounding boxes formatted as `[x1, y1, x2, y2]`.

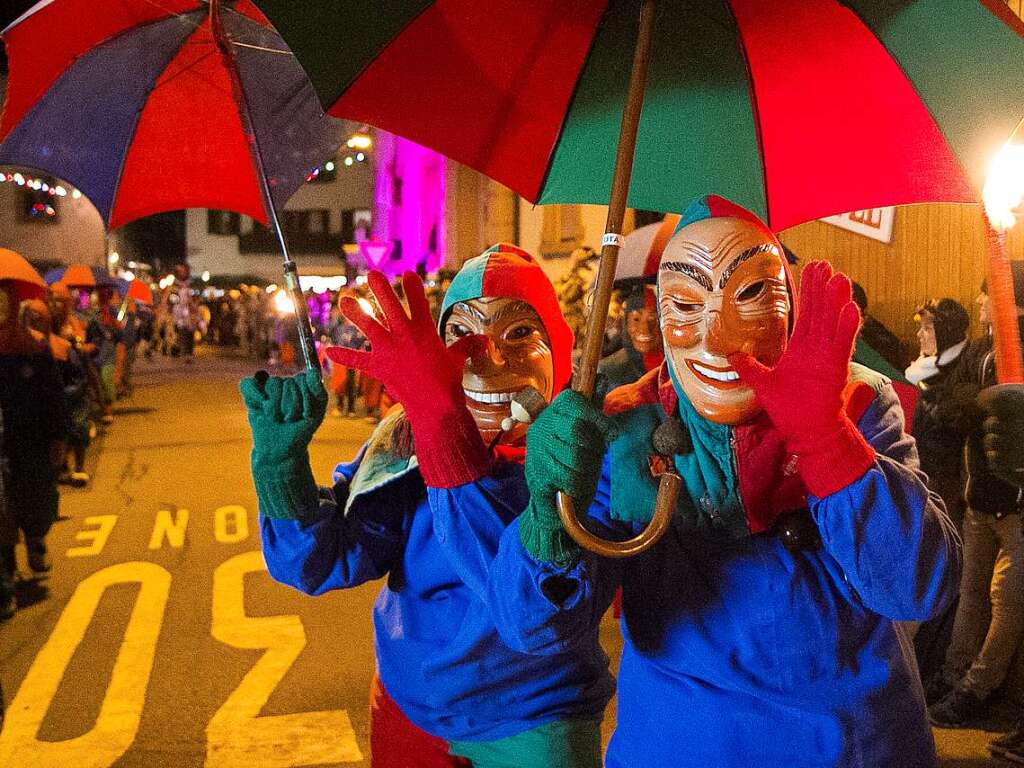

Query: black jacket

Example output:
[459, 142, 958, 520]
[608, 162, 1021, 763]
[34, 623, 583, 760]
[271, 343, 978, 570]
[911, 352, 966, 508]
[936, 335, 1024, 516]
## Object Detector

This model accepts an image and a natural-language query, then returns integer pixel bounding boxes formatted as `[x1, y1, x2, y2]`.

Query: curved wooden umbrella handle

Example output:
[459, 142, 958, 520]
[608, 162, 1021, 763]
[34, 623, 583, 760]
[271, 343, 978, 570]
[556, 472, 680, 559]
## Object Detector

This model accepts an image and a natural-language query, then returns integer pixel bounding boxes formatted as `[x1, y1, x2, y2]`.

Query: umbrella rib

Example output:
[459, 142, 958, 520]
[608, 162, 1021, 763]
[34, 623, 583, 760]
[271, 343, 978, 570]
[726, 0, 771, 228]
[230, 41, 291, 55]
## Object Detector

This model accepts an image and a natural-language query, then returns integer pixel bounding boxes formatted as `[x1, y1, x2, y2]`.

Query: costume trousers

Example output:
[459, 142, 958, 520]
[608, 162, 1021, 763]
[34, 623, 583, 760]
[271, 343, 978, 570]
[944, 509, 1024, 696]
[369, 676, 471, 768]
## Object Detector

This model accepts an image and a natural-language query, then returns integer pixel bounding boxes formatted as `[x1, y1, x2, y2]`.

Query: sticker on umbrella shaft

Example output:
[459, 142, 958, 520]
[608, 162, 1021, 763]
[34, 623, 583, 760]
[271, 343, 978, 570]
[602, 233, 625, 249]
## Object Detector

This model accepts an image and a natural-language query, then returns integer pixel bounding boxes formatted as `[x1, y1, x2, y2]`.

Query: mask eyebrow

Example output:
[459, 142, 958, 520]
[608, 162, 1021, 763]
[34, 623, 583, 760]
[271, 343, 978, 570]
[718, 243, 780, 289]
[660, 262, 713, 292]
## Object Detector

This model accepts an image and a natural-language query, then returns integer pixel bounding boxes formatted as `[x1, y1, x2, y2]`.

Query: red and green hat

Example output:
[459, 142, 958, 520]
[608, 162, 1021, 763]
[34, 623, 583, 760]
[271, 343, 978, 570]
[441, 243, 574, 394]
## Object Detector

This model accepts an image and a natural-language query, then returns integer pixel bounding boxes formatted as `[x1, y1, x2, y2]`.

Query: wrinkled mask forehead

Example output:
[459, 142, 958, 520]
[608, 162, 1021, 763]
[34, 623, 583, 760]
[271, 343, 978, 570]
[657, 217, 790, 425]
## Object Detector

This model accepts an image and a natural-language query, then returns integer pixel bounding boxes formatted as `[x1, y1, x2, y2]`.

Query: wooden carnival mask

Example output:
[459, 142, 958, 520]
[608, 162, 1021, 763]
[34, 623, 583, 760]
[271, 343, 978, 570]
[444, 297, 554, 445]
[658, 216, 790, 425]
[625, 288, 662, 356]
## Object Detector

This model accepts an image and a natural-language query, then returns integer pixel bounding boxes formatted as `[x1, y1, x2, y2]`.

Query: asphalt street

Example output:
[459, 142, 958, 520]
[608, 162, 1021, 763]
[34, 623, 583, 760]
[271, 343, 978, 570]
[0, 350, 1004, 767]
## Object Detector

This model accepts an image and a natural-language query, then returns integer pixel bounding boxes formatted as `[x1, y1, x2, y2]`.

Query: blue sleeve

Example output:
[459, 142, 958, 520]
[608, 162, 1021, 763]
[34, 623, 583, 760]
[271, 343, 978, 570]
[487, 456, 624, 655]
[260, 452, 409, 596]
[810, 384, 962, 621]
[427, 467, 526, 601]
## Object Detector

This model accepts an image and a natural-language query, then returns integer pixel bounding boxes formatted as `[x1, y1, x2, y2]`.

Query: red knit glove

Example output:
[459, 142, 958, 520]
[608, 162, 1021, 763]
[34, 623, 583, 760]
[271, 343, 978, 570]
[728, 260, 876, 498]
[327, 271, 490, 487]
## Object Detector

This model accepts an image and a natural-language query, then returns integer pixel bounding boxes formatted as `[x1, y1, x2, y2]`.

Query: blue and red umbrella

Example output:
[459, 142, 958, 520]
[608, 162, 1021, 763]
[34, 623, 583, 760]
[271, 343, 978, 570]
[0, 0, 342, 369]
[0, 0, 341, 229]
[43, 264, 115, 290]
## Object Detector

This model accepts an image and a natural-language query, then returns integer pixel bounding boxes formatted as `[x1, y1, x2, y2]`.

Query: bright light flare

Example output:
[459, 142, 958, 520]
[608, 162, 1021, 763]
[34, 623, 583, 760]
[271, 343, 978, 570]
[356, 297, 374, 316]
[346, 132, 373, 151]
[984, 142, 1024, 231]
[274, 289, 295, 314]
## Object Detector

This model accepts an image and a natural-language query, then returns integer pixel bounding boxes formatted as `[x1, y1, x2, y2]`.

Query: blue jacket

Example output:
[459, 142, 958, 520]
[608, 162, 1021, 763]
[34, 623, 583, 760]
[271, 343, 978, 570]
[489, 385, 960, 767]
[259, 416, 614, 742]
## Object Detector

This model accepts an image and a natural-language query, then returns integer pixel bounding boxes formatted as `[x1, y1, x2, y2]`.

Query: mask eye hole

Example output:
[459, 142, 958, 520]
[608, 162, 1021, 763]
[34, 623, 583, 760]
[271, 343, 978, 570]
[736, 281, 766, 302]
[448, 322, 474, 338]
[505, 323, 536, 341]
[670, 298, 703, 313]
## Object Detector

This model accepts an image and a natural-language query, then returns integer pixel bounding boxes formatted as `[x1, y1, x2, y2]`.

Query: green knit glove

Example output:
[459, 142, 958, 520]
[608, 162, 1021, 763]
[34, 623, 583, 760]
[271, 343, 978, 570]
[240, 370, 328, 519]
[520, 390, 615, 566]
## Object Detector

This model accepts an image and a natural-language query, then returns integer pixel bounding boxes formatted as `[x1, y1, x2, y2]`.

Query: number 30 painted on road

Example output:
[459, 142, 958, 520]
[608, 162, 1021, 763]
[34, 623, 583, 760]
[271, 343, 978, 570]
[0, 553, 363, 767]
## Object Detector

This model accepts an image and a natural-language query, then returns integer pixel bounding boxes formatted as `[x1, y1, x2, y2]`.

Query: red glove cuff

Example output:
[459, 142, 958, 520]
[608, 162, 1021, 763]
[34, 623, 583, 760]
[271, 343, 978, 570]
[410, 404, 491, 488]
[793, 417, 876, 498]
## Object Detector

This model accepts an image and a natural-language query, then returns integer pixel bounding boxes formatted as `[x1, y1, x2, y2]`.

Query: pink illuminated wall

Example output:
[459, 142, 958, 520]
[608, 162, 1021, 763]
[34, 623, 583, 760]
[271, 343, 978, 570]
[372, 130, 446, 276]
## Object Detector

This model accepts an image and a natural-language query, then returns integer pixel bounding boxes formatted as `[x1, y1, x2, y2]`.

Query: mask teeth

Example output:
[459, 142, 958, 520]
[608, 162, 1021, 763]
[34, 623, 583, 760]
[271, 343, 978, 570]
[464, 389, 514, 404]
[692, 363, 739, 382]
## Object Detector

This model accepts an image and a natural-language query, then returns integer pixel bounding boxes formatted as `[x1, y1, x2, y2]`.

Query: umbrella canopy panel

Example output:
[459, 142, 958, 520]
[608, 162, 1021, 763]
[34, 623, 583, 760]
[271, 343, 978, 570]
[0, 248, 47, 300]
[43, 264, 114, 289]
[256, 0, 1024, 231]
[0, 0, 342, 229]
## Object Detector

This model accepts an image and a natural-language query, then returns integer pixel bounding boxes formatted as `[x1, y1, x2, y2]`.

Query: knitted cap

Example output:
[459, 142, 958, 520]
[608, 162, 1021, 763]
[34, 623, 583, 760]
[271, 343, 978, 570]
[441, 243, 574, 393]
[674, 194, 777, 240]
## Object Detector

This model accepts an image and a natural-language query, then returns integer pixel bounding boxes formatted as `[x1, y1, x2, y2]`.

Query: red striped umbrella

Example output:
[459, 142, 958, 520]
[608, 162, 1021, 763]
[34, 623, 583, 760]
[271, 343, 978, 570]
[257, 0, 1024, 555]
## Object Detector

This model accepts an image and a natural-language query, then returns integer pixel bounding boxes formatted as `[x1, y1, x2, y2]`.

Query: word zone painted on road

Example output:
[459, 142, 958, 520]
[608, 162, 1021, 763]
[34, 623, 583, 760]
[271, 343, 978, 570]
[65, 504, 251, 557]
[0, 506, 365, 767]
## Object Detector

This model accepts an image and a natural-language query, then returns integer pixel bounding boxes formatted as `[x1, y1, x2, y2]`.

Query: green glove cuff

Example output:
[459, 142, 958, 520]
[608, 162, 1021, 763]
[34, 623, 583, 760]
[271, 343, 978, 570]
[252, 453, 320, 520]
[519, 499, 581, 568]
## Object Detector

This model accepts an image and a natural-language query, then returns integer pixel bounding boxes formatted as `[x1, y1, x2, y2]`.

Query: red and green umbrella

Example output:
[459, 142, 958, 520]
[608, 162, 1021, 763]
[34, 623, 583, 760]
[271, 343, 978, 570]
[255, 0, 1024, 229]
[0, 0, 344, 370]
[257, 0, 1024, 556]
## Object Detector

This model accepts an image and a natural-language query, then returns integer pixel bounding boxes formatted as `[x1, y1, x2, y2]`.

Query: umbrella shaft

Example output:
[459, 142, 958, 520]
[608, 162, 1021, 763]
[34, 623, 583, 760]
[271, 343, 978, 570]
[574, 0, 656, 399]
[984, 221, 1024, 383]
[210, 0, 320, 373]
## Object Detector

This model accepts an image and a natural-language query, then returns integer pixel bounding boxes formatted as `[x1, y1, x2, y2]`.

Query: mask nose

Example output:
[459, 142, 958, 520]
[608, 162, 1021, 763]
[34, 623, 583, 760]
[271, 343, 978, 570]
[704, 310, 733, 359]
[466, 335, 505, 374]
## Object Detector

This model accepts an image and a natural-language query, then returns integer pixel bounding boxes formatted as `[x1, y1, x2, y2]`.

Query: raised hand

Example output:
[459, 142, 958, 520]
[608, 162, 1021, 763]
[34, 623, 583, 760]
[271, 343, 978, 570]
[729, 260, 875, 497]
[327, 271, 489, 487]
[240, 369, 328, 518]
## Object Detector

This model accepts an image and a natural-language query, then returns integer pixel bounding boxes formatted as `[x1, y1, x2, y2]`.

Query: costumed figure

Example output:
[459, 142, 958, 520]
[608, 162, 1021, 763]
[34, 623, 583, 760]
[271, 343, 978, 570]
[242, 244, 612, 768]
[489, 196, 960, 768]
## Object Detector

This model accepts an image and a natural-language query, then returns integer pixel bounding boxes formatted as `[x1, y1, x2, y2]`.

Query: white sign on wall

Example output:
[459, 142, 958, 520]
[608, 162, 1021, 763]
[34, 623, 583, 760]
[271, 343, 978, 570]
[821, 207, 895, 243]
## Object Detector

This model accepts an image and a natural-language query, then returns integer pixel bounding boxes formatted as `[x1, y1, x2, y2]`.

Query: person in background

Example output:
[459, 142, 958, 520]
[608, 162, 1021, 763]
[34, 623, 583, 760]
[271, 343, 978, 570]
[86, 286, 121, 425]
[45, 289, 91, 487]
[928, 265, 1024, 729]
[977, 382, 1024, 760]
[0, 405, 12, 622]
[0, 288, 67, 581]
[904, 298, 971, 686]
[116, 295, 141, 399]
[907, 298, 971, 523]
[852, 281, 909, 373]
[597, 279, 662, 399]
[171, 263, 198, 364]
[325, 292, 366, 417]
